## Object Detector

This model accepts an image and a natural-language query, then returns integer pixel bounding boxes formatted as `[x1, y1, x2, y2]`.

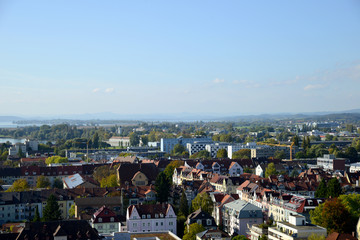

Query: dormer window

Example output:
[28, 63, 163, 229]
[142, 214, 146, 219]
[147, 214, 151, 219]
[110, 217, 114, 222]
[98, 217, 102, 222]
[160, 213, 164, 218]
[155, 214, 159, 218]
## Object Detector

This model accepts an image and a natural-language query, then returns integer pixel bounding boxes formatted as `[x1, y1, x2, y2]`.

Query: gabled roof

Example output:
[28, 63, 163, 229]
[117, 163, 159, 185]
[63, 173, 85, 189]
[128, 203, 174, 218]
[92, 205, 120, 223]
[16, 220, 100, 239]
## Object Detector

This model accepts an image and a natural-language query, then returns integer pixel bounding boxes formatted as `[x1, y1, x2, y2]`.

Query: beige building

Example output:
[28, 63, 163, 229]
[108, 137, 131, 147]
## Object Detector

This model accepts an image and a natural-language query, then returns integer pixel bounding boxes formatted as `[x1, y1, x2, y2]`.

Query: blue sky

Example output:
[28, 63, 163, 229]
[0, 0, 359, 117]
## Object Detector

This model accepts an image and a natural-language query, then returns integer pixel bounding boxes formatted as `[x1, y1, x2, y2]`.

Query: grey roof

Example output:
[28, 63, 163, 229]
[223, 199, 262, 218]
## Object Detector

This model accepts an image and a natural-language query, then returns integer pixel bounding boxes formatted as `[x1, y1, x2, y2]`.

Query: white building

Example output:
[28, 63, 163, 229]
[161, 137, 211, 154]
[187, 140, 214, 156]
[205, 143, 229, 158]
[126, 203, 177, 234]
[317, 154, 346, 171]
[228, 142, 257, 159]
[222, 200, 263, 236]
[8, 143, 27, 156]
[268, 215, 326, 240]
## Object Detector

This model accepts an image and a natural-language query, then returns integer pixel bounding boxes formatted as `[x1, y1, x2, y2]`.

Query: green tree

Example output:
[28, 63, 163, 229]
[92, 132, 99, 148]
[265, 162, 278, 178]
[307, 233, 326, 240]
[53, 178, 63, 189]
[310, 198, 352, 233]
[345, 147, 358, 163]
[129, 132, 140, 146]
[292, 135, 300, 147]
[36, 176, 51, 189]
[183, 223, 205, 240]
[33, 205, 41, 222]
[6, 179, 30, 192]
[325, 134, 333, 141]
[295, 151, 306, 159]
[171, 143, 187, 156]
[17, 148, 25, 158]
[216, 149, 228, 158]
[274, 150, 285, 159]
[232, 236, 248, 240]
[93, 165, 117, 183]
[69, 203, 76, 218]
[327, 178, 342, 198]
[346, 124, 354, 133]
[42, 194, 62, 221]
[232, 149, 251, 159]
[45, 156, 68, 165]
[100, 174, 119, 187]
[190, 150, 211, 159]
[192, 192, 213, 215]
[163, 160, 183, 183]
[179, 191, 189, 217]
[338, 194, 360, 220]
[315, 178, 327, 198]
[155, 172, 170, 203]
[0, 150, 8, 161]
[289, 169, 298, 178]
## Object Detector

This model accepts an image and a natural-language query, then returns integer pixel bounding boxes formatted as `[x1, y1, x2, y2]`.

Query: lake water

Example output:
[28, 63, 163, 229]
[0, 138, 26, 144]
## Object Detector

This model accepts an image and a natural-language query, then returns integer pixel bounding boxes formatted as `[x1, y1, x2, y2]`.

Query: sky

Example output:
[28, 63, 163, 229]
[0, 0, 359, 117]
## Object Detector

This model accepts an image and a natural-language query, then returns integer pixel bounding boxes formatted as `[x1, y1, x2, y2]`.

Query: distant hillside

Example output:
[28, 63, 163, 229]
[0, 116, 23, 122]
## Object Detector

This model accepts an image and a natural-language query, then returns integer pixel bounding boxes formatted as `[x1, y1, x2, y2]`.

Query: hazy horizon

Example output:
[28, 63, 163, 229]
[1, 1, 359, 116]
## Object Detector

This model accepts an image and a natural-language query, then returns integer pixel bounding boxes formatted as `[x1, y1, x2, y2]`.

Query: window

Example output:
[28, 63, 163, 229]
[156, 222, 158, 226]
[161, 222, 163, 226]
[169, 221, 173, 226]
[207, 219, 212, 225]
[110, 224, 115, 229]
[98, 225, 103, 230]
[110, 217, 114, 222]
[143, 223, 145, 227]
[148, 223, 150, 226]
[147, 214, 151, 219]
[133, 223, 137, 227]
[98, 218, 102, 223]
[197, 220, 202, 225]
[142, 214, 146, 219]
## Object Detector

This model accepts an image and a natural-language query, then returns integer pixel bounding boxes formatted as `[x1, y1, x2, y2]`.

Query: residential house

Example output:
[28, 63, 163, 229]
[187, 208, 217, 230]
[117, 163, 159, 186]
[90, 205, 121, 235]
[211, 192, 239, 226]
[126, 203, 177, 234]
[222, 200, 263, 236]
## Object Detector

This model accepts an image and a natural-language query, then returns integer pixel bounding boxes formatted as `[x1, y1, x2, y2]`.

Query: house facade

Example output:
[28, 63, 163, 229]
[126, 203, 177, 234]
[222, 200, 263, 236]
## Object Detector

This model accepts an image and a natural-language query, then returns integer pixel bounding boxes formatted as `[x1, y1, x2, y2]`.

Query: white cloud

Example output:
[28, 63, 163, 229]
[304, 84, 326, 91]
[105, 88, 114, 93]
[213, 78, 225, 84]
[92, 88, 100, 93]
